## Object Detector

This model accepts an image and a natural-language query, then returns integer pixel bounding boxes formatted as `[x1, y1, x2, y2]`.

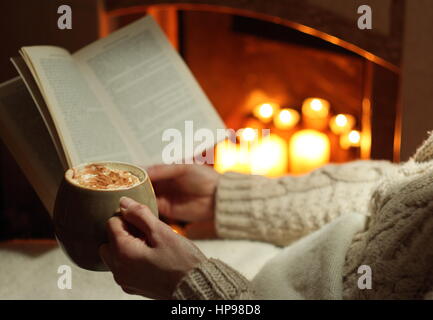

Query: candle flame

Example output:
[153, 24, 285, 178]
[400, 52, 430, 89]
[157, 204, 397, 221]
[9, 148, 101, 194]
[240, 128, 257, 142]
[340, 130, 361, 149]
[274, 108, 300, 130]
[330, 114, 355, 135]
[258, 103, 274, 119]
[348, 130, 361, 144]
[279, 109, 292, 123]
[310, 99, 323, 111]
[335, 114, 348, 127]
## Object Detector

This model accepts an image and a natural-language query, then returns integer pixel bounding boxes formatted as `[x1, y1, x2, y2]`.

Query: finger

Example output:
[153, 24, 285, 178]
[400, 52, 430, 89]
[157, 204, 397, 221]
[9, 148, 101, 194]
[120, 197, 159, 246]
[145, 164, 187, 181]
[99, 244, 115, 270]
[161, 199, 210, 222]
[106, 214, 154, 257]
[156, 196, 194, 221]
[106, 216, 129, 243]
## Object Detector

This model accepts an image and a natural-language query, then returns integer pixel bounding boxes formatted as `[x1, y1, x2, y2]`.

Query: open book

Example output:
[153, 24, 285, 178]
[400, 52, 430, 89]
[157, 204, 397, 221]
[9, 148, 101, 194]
[0, 16, 225, 215]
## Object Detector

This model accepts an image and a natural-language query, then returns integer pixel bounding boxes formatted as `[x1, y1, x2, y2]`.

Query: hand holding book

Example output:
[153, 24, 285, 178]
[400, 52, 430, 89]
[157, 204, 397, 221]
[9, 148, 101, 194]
[147, 164, 219, 239]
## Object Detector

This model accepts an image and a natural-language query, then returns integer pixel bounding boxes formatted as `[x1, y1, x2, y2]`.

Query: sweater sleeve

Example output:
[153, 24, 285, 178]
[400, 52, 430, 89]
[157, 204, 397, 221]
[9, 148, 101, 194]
[215, 160, 396, 247]
[172, 258, 256, 300]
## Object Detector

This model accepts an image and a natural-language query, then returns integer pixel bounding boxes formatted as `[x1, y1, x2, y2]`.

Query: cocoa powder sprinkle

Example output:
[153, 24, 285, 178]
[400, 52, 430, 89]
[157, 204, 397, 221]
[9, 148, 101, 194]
[71, 165, 140, 190]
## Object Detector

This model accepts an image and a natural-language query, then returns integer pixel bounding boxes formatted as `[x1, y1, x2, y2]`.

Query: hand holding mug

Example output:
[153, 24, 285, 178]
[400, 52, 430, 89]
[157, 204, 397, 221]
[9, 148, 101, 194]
[99, 197, 207, 299]
[53, 162, 158, 271]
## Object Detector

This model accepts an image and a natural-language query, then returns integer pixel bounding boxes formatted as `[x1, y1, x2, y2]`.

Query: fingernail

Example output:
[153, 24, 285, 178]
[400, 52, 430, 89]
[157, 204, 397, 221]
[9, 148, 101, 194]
[120, 196, 135, 209]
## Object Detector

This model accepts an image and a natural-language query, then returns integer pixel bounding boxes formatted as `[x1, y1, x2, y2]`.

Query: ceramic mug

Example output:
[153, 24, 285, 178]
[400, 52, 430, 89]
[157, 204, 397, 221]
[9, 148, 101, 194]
[53, 161, 158, 271]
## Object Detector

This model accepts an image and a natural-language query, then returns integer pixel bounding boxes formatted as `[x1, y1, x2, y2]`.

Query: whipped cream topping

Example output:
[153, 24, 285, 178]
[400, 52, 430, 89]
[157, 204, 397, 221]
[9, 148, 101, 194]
[71, 164, 140, 190]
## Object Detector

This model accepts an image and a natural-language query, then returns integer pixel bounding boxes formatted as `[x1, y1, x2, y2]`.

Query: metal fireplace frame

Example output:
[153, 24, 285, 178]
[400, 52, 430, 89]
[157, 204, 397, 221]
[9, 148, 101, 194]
[100, 0, 405, 162]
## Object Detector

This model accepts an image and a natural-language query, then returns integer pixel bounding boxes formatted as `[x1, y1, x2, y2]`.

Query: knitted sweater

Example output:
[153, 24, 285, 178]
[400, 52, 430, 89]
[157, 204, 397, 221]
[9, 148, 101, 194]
[172, 131, 433, 300]
[172, 160, 397, 299]
[343, 133, 433, 299]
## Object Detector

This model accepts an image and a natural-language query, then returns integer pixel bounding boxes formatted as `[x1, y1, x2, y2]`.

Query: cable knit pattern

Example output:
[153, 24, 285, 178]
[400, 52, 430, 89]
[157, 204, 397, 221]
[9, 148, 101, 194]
[215, 160, 395, 247]
[171, 160, 395, 300]
[343, 132, 433, 299]
[413, 131, 433, 163]
[172, 258, 255, 300]
[171, 132, 433, 300]
[170, 134, 433, 301]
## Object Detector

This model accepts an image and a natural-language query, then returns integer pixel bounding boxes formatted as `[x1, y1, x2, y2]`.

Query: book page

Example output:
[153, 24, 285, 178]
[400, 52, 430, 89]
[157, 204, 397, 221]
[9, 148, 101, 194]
[73, 16, 226, 165]
[11, 57, 68, 169]
[0, 77, 63, 215]
[19, 46, 141, 167]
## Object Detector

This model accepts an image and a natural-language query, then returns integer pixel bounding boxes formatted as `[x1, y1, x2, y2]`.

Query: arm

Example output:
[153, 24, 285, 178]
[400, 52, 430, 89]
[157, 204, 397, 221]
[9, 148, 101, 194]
[343, 133, 433, 299]
[101, 160, 394, 300]
[172, 258, 256, 300]
[99, 196, 257, 300]
[107, 161, 392, 300]
[173, 160, 394, 300]
[215, 160, 396, 246]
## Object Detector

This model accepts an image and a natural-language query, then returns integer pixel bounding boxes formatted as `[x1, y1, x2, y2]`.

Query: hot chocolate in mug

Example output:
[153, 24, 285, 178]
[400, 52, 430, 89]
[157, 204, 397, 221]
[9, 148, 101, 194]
[53, 161, 158, 271]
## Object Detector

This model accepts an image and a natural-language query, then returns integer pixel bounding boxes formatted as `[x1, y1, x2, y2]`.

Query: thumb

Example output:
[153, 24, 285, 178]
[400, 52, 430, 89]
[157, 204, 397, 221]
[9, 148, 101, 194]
[119, 197, 159, 246]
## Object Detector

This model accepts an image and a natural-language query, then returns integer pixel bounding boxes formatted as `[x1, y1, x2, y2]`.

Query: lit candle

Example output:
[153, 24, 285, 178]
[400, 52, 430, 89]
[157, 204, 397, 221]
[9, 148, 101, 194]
[214, 140, 251, 174]
[239, 127, 257, 142]
[215, 134, 288, 177]
[289, 129, 330, 174]
[250, 134, 288, 177]
[214, 140, 237, 173]
[340, 130, 361, 149]
[302, 98, 330, 130]
[253, 103, 279, 123]
[274, 108, 300, 130]
[329, 114, 355, 135]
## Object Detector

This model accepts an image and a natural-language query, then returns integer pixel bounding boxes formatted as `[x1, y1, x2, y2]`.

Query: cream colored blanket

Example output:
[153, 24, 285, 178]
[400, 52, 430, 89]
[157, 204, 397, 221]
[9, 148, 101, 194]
[0, 213, 365, 300]
[0, 238, 280, 299]
[252, 213, 366, 299]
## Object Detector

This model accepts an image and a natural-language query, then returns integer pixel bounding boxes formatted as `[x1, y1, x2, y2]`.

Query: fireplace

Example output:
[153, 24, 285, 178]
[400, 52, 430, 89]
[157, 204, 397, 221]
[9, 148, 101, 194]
[103, 2, 402, 173]
[0, 0, 404, 239]
[181, 11, 367, 176]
